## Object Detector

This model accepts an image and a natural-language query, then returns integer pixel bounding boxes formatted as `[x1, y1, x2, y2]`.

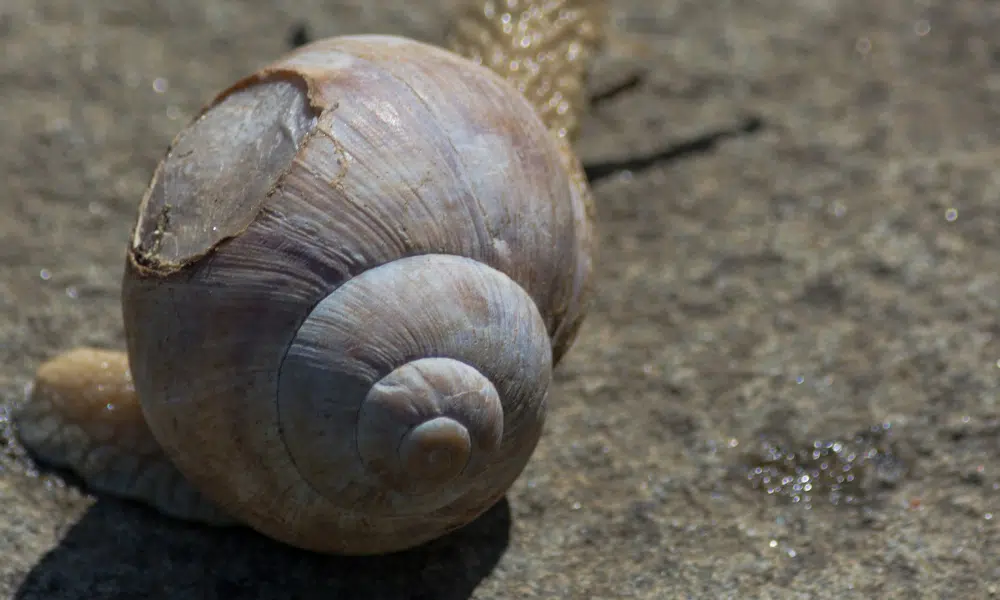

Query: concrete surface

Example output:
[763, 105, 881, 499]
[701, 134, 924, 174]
[1, 0, 998, 598]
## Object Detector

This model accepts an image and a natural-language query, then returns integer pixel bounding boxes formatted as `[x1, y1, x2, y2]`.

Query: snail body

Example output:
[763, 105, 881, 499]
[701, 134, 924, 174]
[15, 1, 606, 555]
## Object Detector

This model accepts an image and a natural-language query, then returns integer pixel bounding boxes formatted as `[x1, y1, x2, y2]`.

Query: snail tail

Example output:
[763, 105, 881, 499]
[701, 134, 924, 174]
[446, 0, 610, 143]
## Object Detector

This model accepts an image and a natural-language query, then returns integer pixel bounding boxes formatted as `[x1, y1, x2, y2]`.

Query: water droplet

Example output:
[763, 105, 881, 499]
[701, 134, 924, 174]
[914, 20, 931, 36]
[39, 269, 51, 281]
[152, 77, 169, 93]
[945, 208, 958, 222]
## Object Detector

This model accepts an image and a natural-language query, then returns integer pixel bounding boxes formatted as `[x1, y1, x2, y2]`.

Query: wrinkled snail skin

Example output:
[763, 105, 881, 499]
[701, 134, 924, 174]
[13, 0, 607, 556]
[446, 0, 610, 143]
[14, 348, 237, 525]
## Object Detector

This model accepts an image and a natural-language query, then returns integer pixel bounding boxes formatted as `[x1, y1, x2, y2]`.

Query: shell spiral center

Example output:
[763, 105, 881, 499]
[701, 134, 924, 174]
[358, 357, 503, 493]
[275, 254, 552, 518]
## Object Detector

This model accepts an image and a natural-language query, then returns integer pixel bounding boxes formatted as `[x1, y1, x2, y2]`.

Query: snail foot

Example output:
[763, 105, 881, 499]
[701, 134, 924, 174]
[14, 347, 236, 525]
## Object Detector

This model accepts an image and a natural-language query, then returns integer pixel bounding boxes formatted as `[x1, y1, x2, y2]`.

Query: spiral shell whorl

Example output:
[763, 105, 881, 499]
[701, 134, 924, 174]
[358, 358, 503, 493]
[277, 254, 551, 517]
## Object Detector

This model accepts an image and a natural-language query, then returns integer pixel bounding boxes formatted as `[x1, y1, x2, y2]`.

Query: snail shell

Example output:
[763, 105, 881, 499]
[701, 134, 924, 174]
[15, 0, 606, 556]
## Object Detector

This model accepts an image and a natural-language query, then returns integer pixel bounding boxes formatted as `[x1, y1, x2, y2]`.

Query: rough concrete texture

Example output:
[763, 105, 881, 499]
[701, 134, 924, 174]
[1, 0, 998, 598]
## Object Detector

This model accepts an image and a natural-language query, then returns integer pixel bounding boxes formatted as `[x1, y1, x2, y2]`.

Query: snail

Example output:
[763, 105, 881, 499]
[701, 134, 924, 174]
[13, 0, 607, 555]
